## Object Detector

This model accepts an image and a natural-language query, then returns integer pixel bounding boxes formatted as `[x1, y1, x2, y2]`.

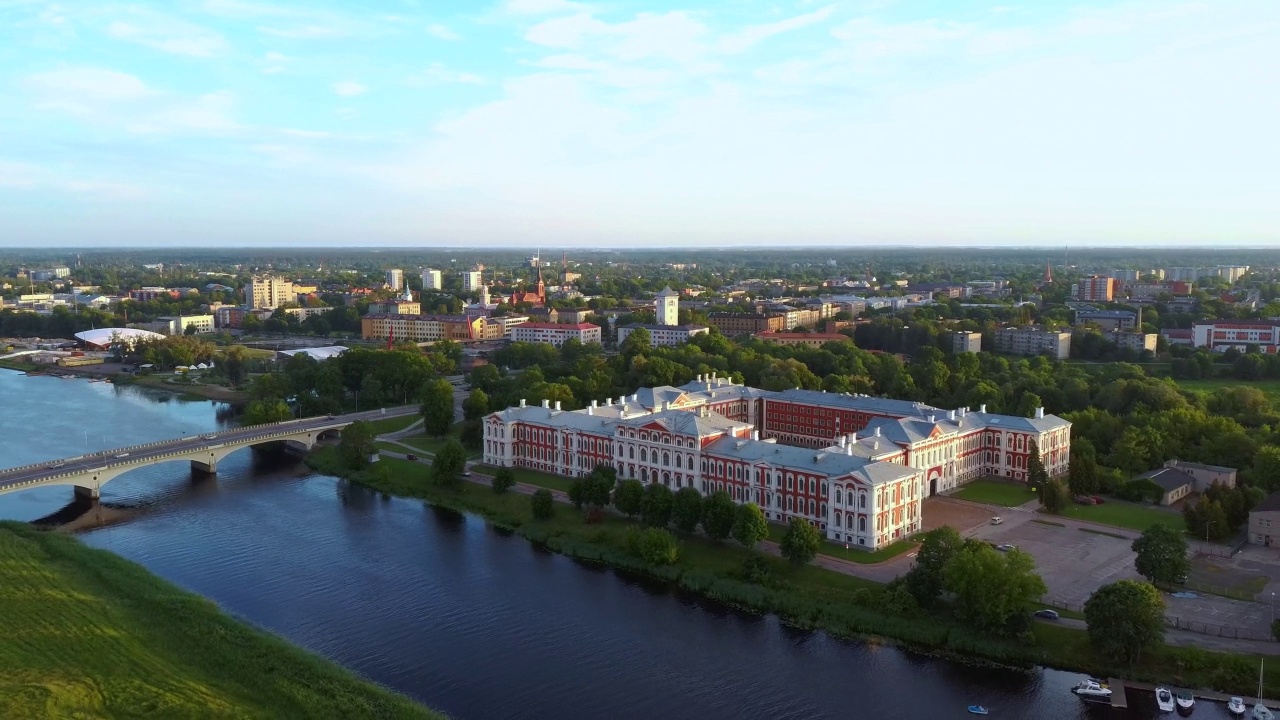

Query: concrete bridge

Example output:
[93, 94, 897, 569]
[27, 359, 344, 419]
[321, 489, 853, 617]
[0, 406, 418, 501]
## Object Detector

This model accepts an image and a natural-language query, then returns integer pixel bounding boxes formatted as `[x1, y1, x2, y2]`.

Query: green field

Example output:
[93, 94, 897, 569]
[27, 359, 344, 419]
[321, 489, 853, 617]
[0, 522, 440, 720]
[366, 414, 421, 436]
[471, 464, 575, 492]
[765, 524, 918, 563]
[1055, 501, 1185, 532]
[951, 479, 1038, 507]
[1172, 377, 1280, 404]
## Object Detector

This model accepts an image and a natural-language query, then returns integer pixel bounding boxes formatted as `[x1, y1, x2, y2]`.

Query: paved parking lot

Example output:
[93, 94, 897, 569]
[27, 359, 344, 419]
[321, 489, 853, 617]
[938, 496, 1275, 636]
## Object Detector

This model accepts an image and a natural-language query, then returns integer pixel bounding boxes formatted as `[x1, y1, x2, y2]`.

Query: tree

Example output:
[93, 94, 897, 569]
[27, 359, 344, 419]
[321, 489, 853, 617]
[630, 527, 679, 566]
[1027, 440, 1047, 492]
[780, 517, 822, 566]
[640, 483, 674, 527]
[1251, 446, 1280, 492]
[492, 467, 515, 494]
[531, 488, 555, 520]
[431, 439, 467, 489]
[943, 543, 1046, 634]
[620, 327, 652, 356]
[904, 526, 965, 606]
[242, 398, 291, 425]
[1132, 524, 1190, 584]
[222, 345, 249, 386]
[731, 503, 769, 551]
[613, 478, 644, 518]
[582, 465, 616, 510]
[419, 378, 455, 437]
[1083, 580, 1165, 664]
[567, 479, 586, 510]
[671, 487, 703, 532]
[700, 490, 736, 541]
[1068, 448, 1099, 496]
[462, 388, 490, 422]
[1041, 478, 1070, 513]
[338, 420, 376, 469]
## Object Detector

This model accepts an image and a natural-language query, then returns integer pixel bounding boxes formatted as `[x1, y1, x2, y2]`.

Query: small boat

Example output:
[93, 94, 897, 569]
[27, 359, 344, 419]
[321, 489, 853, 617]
[1071, 677, 1112, 702]
[1229, 696, 1246, 715]
[1256, 658, 1274, 720]
[967, 706, 989, 715]
[1155, 687, 1175, 712]
[1176, 690, 1194, 711]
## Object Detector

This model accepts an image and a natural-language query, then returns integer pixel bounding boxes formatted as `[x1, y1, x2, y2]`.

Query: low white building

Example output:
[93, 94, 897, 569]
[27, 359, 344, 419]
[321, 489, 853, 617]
[617, 323, 709, 347]
[510, 322, 601, 346]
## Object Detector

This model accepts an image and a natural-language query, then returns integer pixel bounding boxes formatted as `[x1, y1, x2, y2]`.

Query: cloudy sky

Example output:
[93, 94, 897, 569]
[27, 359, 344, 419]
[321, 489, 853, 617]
[0, 0, 1276, 248]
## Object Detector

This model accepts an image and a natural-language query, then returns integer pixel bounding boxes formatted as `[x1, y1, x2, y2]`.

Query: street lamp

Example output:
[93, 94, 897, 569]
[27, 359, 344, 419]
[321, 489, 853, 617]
[1272, 592, 1275, 622]
[1206, 520, 1215, 544]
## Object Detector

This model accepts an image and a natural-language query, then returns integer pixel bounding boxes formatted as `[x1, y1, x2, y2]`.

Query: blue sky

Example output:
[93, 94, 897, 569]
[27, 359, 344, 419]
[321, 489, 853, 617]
[0, 0, 1277, 247]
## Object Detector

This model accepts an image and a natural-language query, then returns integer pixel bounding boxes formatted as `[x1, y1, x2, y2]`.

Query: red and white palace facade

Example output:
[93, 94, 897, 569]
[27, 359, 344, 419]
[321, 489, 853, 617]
[482, 374, 1071, 551]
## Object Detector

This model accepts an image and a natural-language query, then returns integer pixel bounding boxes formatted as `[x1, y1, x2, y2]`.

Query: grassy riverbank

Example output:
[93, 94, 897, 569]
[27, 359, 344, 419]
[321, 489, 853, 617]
[0, 522, 443, 720]
[307, 448, 1280, 698]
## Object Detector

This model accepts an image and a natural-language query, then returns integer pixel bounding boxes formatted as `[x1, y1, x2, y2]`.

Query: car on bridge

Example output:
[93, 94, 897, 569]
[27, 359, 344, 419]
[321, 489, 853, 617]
[47, 461, 65, 469]
[201, 434, 217, 440]
[114, 452, 130, 458]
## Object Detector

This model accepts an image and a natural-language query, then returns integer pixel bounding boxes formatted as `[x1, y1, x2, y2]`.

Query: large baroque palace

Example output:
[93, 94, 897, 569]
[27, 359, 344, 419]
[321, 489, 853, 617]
[483, 374, 1071, 550]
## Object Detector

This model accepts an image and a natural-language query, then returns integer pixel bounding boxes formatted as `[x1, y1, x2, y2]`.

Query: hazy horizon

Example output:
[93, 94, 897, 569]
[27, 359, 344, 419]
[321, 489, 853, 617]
[2, 0, 1277, 248]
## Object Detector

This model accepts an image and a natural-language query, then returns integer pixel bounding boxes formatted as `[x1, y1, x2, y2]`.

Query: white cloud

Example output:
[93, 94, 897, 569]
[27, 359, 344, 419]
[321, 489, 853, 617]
[259, 24, 345, 39]
[503, 0, 586, 16]
[281, 128, 331, 139]
[23, 67, 153, 106]
[719, 5, 837, 54]
[127, 91, 240, 134]
[332, 81, 367, 96]
[405, 64, 484, 86]
[426, 23, 459, 40]
[105, 16, 227, 57]
[526, 11, 707, 62]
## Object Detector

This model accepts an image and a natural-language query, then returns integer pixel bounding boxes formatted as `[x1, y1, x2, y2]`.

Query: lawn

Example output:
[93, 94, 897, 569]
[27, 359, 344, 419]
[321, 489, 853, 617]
[366, 415, 421, 436]
[951, 479, 1038, 507]
[472, 464, 576, 492]
[1055, 501, 1185, 532]
[1172, 377, 1280, 405]
[765, 523, 918, 563]
[0, 521, 440, 720]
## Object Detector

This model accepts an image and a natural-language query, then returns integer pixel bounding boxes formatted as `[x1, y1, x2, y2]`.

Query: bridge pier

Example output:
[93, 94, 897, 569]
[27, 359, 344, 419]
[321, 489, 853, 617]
[74, 485, 100, 501]
[190, 459, 217, 475]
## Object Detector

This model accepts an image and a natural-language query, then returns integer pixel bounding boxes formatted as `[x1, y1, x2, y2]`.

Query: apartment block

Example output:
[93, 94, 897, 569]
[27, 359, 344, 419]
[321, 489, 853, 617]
[994, 326, 1071, 359]
[951, 331, 982, 354]
[707, 312, 786, 337]
[1075, 276, 1116, 302]
[246, 275, 295, 310]
[510, 322, 602, 346]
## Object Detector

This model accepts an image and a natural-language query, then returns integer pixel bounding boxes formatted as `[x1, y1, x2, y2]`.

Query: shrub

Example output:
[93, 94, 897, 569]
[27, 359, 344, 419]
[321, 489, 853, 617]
[629, 527, 679, 566]
[491, 467, 515, 494]
[739, 555, 773, 585]
[531, 488, 555, 520]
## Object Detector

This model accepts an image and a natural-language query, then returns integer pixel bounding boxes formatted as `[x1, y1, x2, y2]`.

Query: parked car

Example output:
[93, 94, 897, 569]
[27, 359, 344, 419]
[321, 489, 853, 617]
[406, 454, 418, 461]
[1074, 495, 1095, 505]
[1092, 495, 1105, 504]
[462, 471, 473, 477]
[990, 516, 1004, 525]
[997, 543, 1017, 552]
[1034, 609, 1060, 620]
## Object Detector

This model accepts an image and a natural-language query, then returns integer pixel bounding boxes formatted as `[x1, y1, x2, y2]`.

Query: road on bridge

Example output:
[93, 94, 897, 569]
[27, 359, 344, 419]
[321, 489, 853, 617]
[0, 405, 420, 494]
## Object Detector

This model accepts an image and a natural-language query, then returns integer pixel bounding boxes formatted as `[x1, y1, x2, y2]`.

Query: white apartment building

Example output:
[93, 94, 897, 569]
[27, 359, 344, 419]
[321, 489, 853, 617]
[994, 327, 1071, 360]
[385, 269, 404, 291]
[510, 322, 601, 346]
[1107, 331, 1158, 353]
[421, 269, 443, 291]
[130, 314, 215, 335]
[617, 324, 710, 348]
[462, 271, 484, 292]
[951, 331, 982, 354]
[246, 275, 295, 310]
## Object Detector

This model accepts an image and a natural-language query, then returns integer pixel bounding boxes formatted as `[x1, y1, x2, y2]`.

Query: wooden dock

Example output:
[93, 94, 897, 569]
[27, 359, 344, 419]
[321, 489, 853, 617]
[1109, 678, 1128, 709]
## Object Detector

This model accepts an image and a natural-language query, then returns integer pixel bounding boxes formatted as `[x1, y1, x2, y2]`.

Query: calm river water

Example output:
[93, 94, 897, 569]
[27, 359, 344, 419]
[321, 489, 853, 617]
[0, 370, 1238, 719]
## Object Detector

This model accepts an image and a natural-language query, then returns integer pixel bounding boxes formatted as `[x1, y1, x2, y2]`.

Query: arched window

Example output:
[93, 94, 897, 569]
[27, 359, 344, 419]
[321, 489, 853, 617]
[787, 497, 793, 511]
[662, 452, 670, 467]
[687, 455, 693, 470]
[662, 471, 670, 486]
[858, 516, 866, 532]
[859, 493, 866, 509]
[629, 447, 634, 459]
[846, 514, 854, 529]
[640, 448, 647, 462]
[808, 500, 815, 515]
[835, 488, 843, 505]
[641, 468, 648, 481]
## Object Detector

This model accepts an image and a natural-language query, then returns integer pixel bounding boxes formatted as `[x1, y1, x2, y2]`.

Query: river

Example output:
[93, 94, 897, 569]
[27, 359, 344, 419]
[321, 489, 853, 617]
[0, 370, 1237, 719]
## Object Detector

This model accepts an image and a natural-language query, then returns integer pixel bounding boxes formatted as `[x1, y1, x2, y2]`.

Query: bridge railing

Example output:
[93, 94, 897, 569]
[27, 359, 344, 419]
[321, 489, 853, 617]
[0, 424, 345, 490]
[0, 407, 410, 481]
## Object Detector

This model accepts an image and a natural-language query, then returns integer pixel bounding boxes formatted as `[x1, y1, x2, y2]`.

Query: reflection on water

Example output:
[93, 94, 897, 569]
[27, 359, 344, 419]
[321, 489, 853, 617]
[0, 370, 1242, 719]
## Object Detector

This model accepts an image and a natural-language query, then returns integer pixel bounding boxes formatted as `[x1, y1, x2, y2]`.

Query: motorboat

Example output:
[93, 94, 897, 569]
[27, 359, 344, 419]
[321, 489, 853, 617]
[1155, 687, 1175, 712]
[1175, 690, 1194, 711]
[967, 706, 989, 715]
[1228, 697, 1246, 715]
[1071, 678, 1112, 702]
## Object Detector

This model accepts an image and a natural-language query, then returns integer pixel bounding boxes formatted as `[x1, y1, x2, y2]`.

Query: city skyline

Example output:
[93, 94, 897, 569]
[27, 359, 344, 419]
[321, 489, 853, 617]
[1, 0, 1277, 247]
